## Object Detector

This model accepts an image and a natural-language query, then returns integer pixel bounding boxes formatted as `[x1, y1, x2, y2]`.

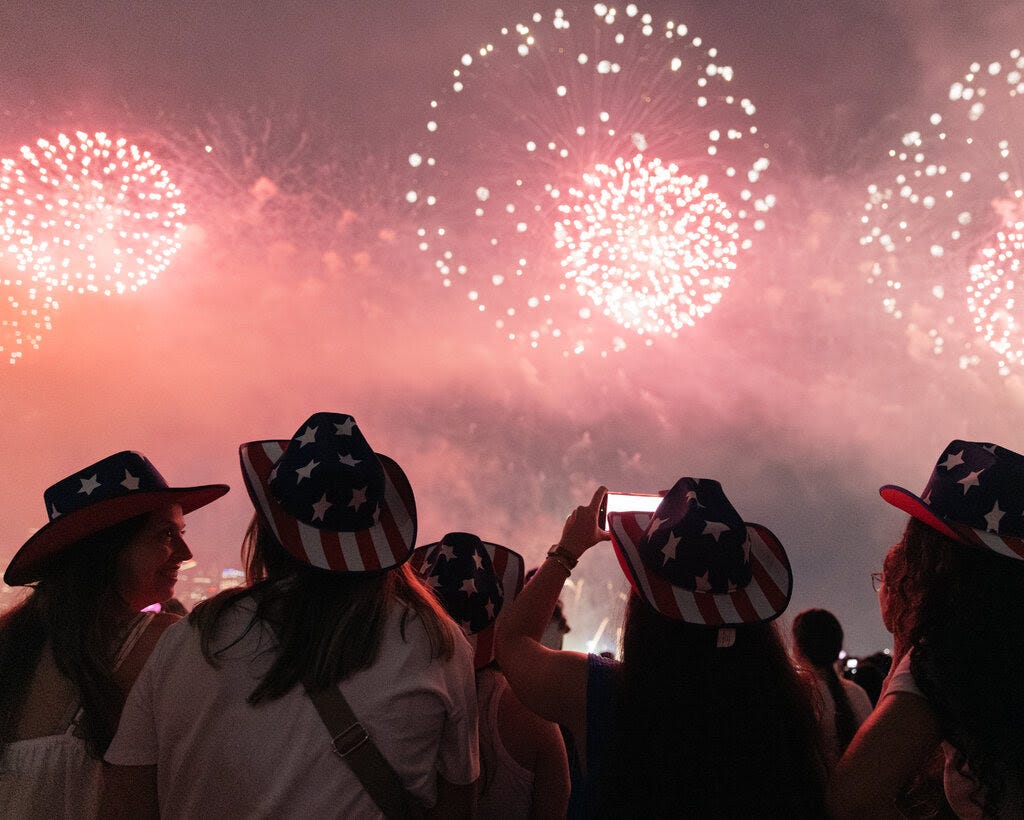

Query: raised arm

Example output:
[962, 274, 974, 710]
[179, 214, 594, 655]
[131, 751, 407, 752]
[495, 486, 609, 739]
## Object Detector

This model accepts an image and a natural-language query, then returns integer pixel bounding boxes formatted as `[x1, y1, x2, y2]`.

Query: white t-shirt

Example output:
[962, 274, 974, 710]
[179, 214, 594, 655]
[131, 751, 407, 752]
[106, 598, 479, 819]
[887, 652, 1022, 820]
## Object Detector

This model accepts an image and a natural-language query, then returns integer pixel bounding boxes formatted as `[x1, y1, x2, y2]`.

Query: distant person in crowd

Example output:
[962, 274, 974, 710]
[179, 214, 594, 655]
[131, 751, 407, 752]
[844, 650, 892, 707]
[0, 451, 227, 818]
[497, 479, 828, 818]
[412, 532, 570, 818]
[832, 440, 1024, 818]
[102, 413, 478, 819]
[792, 608, 873, 768]
[525, 566, 571, 649]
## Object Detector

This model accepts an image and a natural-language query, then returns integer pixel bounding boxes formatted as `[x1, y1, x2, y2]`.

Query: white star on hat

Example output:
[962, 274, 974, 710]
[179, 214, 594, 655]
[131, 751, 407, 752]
[311, 493, 332, 521]
[985, 501, 1006, 532]
[295, 459, 319, 483]
[349, 486, 368, 509]
[335, 419, 356, 436]
[703, 520, 730, 541]
[295, 425, 318, 446]
[78, 474, 101, 496]
[959, 470, 982, 493]
[473, 552, 484, 569]
[940, 451, 965, 470]
[485, 600, 495, 618]
[50, 503, 60, 519]
[695, 570, 713, 592]
[338, 454, 361, 467]
[660, 533, 681, 563]
[461, 577, 476, 594]
[647, 514, 669, 534]
[121, 470, 140, 491]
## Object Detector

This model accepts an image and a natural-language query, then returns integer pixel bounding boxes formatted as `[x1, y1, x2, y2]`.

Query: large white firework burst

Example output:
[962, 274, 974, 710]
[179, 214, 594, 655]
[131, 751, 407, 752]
[860, 49, 1024, 375]
[406, 4, 775, 356]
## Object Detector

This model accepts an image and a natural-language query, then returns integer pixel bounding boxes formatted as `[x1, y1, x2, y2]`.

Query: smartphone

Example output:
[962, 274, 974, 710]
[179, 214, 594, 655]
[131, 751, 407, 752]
[599, 491, 664, 529]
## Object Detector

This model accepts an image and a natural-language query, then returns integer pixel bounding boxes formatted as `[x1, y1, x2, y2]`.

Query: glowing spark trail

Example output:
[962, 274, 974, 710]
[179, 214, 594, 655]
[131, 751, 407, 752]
[407, 4, 774, 356]
[0, 131, 186, 298]
[860, 49, 1024, 375]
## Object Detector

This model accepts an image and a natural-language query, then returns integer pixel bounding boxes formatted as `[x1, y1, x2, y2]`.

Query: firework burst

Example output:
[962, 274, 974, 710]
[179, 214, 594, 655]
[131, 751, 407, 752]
[0, 131, 186, 298]
[860, 49, 1024, 375]
[407, 4, 774, 356]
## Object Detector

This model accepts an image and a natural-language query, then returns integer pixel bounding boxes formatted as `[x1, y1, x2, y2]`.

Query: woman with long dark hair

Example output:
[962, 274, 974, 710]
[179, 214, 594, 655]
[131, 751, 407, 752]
[833, 440, 1024, 819]
[792, 608, 873, 768]
[103, 413, 479, 818]
[0, 451, 227, 818]
[496, 479, 828, 818]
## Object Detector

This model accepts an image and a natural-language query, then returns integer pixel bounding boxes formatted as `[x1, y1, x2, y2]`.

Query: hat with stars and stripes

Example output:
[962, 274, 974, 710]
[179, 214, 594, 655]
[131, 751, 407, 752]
[608, 477, 793, 626]
[240, 412, 416, 573]
[5, 451, 229, 586]
[410, 532, 524, 668]
[881, 440, 1024, 561]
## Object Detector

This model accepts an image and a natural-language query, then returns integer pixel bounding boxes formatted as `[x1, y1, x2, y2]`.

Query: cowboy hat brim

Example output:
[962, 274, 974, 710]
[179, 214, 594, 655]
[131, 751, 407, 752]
[240, 439, 416, 572]
[411, 538, 525, 668]
[609, 511, 793, 625]
[880, 484, 1024, 560]
[4, 484, 229, 586]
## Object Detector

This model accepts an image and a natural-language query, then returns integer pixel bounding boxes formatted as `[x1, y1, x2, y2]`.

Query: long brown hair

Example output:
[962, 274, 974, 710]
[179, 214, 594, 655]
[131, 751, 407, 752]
[886, 518, 1024, 815]
[602, 593, 829, 818]
[0, 514, 148, 759]
[189, 515, 455, 702]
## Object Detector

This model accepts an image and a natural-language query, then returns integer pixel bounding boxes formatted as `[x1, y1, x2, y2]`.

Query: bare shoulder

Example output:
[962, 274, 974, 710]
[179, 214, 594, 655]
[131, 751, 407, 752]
[497, 679, 567, 770]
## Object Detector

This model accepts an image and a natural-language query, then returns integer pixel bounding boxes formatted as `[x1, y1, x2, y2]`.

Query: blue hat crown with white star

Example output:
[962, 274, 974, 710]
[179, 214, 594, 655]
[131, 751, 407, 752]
[267, 413, 385, 532]
[640, 478, 752, 593]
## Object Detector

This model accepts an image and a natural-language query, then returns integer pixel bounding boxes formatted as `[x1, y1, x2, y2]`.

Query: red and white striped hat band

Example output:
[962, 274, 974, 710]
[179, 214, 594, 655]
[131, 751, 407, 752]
[410, 533, 525, 669]
[880, 440, 1024, 561]
[239, 414, 416, 573]
[608, 478, 792, 626]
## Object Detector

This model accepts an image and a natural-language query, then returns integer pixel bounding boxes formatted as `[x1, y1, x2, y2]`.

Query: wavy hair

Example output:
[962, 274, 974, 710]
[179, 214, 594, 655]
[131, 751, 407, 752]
[190, 515, 455, 702]
[601, 593, 829, 818]
[0, 514, 149, 759]
[886, 517, 1024, 815]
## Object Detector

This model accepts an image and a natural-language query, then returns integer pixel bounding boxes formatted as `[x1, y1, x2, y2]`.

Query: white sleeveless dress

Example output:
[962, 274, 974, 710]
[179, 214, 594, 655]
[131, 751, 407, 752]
[0, 613, 155, 819]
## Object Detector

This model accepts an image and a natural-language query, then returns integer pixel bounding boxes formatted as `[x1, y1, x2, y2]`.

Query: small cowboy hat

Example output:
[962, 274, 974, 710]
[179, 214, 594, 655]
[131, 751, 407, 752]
[608, 477, 793, 626]
[239, 412, 416, 572]
[880, 439, 1024, 561]
[5, 451, 229, 586]
[410, 532, 524, 668]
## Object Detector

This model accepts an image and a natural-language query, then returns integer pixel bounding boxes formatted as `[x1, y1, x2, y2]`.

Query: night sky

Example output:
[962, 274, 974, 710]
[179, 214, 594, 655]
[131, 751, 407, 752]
[2, 1, 1023, 655]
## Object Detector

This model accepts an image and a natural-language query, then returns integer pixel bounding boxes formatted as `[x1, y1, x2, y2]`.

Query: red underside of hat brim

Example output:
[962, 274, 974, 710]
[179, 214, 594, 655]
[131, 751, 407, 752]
[878, 485, 960, 540]
[4, 485, 229, 586]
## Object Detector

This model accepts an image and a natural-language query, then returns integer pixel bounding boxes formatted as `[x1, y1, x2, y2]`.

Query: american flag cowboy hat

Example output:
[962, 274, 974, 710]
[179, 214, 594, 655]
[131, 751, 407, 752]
[5, 451, 228, 586]
[239, 413, 416, 573]
[410, 532, 524, 668]
[881, 440, 1024, 561]
[608, 477, 793, 626]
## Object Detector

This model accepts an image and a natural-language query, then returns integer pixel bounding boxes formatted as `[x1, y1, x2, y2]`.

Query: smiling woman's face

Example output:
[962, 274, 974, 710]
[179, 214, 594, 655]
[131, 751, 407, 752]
[116, 503, 191, 611]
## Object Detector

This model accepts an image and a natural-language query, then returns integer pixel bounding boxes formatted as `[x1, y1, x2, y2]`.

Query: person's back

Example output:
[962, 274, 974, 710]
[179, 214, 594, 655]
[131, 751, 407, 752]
[497, 478, 829, 820]
[103, 413, 479, 818]
[110, 589, 474, 817]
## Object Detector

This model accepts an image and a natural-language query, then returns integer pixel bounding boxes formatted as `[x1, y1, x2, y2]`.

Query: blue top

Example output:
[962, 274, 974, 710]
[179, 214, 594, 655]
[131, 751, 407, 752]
[566, 653, 619, 819]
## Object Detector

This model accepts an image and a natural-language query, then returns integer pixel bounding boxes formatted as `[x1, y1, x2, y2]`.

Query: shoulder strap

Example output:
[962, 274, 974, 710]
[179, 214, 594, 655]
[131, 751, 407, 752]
[303, 680, 424, 820]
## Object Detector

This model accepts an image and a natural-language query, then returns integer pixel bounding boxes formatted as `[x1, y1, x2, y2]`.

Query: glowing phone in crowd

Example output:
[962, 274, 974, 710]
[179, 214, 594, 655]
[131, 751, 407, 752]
[599, 491, 664, 530]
